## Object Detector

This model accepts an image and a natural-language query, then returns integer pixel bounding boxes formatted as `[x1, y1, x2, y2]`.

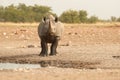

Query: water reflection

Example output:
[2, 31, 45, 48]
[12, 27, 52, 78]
[0, 63, 40, 69]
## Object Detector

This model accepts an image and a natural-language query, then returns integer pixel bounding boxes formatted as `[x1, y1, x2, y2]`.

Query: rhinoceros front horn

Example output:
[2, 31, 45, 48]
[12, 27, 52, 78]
[48, 20, 56, 36]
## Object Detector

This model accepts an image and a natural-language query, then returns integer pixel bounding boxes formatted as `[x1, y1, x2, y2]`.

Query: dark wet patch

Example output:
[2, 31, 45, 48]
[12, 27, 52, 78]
[39, 60, 100, 69]
[0, 54, 100, 69]
[112, 56, 120, 59]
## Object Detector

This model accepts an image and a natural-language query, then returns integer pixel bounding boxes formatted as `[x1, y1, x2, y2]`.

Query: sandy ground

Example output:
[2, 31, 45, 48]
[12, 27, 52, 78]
[0, 68, 120, 80]
[0, 22, 120, 80]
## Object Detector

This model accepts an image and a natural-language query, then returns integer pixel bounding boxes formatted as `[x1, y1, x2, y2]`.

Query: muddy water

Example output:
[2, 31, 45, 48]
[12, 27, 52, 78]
[0, 63, 40, 69]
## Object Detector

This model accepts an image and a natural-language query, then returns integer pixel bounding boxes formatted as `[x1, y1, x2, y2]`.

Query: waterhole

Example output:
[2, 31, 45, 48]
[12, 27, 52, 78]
[0, 63, 40, 70]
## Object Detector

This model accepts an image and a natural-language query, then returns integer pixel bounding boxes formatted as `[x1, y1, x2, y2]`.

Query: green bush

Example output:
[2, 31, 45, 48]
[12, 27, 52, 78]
[59, 10, 79, 23]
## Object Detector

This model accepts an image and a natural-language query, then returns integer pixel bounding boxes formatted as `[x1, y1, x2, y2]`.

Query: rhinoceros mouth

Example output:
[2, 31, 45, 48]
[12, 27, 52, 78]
[46, 32, 56, 37]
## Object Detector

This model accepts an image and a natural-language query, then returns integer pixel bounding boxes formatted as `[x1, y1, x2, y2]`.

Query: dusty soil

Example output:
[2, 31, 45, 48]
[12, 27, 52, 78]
[0, 22, 120, 80]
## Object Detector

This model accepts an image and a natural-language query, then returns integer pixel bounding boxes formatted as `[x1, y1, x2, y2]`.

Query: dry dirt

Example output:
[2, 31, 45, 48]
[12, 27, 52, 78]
[0, 22, 120, 80]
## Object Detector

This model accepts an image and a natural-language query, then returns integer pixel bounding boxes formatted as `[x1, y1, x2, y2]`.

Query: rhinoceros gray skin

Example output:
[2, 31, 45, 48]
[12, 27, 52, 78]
[38, 15, 64, 56]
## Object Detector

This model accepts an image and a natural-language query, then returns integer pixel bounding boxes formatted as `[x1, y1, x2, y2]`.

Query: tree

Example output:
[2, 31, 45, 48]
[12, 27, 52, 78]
[4, 4, 20, 22]
[0, 6, 5, 22]
[32, 4, 52, 22]
[0, 4, 53, 22]
[88, 15, 99, 23]
[79, 10, 88, 23]
[111, 16, 117, 22]
[59, 10, 79, 23]
[117, 17, 120, 22]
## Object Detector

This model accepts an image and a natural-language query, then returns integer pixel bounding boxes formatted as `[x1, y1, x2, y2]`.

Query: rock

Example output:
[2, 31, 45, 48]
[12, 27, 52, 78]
[68, 32, 72, 35]
[27, 45, 35, 48]
[75, 32, 78, 35]
[3, 32, 7, 35]
[68, 32, 74, 36]
[20, 29, 27, 32]
[14, 31, 18, 35]
[20, 46, 26, 48]
[66, 41, 72, 46]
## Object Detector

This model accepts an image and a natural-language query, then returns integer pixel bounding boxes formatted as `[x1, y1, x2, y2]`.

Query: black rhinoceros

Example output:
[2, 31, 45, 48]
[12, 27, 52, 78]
[38, 15, 64, 56]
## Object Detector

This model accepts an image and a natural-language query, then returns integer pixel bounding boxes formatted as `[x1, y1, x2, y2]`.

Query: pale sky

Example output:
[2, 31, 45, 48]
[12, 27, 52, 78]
[0, 0, 120, 19]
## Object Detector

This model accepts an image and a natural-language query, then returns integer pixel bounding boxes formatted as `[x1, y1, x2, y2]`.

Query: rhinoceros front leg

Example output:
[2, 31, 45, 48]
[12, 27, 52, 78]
[39, 37, 48, 56]
[50, 37, 59, 56]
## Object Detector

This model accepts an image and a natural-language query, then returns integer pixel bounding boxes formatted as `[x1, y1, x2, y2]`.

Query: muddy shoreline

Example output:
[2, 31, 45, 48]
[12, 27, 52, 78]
[0, 53, 100, 69]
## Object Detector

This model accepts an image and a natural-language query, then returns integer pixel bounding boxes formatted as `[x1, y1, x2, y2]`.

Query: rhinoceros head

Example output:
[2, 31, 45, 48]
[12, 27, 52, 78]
[43, 15, 56, 36]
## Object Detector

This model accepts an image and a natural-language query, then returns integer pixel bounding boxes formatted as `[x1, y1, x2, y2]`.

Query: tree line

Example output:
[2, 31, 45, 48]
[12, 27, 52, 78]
[0, 4, 120, 23]
[0, 4, 53, 22]
[59, 10, 99, 23]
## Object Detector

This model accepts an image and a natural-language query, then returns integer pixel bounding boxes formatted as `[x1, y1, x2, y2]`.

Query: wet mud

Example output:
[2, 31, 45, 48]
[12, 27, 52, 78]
[0, 54, 100, 69]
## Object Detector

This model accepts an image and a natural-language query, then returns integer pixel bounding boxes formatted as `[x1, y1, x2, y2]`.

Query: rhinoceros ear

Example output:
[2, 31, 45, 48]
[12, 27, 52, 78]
[55, 17, 58, 22]
[43, 17, 47, 22]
